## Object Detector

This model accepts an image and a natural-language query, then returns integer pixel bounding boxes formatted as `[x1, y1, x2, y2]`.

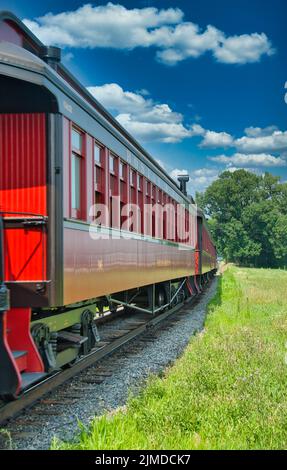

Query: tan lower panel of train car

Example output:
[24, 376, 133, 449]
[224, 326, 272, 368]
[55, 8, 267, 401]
[63, 222, 195, 305]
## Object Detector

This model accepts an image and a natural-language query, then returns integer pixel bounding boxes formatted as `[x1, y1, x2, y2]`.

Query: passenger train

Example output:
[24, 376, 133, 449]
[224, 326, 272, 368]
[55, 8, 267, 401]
[0, 11, 217, 399]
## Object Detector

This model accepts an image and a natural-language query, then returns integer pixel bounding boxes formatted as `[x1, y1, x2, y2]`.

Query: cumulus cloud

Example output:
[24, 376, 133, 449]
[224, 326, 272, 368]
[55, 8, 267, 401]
[116, 113, 193, 143]
[87, 82, 286, 162]
[194, 125, 287, 155]
[235, 130, 287, 154]
[200, 130, 234, 148]
[209, 153, 287, 167]
[23, 3, 274, 65]
[244, 125, 278, 138]
[87, 83, 287, 166]
[88, 83, 203, 143]
[225, 166, 262, 175]
[170, 168, 189, 180]
[169, 167, 219, 193]
[189, 168, 219, 192]
[88, 83, 154, 115]
[154, 23, 225, 65]
[214, 33, 274, 64]
[23, 3, 182, 49]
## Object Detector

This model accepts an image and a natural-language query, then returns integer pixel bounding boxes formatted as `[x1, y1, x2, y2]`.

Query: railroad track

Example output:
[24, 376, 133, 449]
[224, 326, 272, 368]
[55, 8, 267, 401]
[0, 287, 207, 430]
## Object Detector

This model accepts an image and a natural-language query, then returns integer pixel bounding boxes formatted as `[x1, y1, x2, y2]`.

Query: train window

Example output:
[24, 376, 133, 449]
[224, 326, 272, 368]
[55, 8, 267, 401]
[138, 174, 142, 191]
[72, 129, 82, 153]
[94, 143, 101, 165]
[119, 161, 125, 179]
[110, 197, 113, 227]
[95, 191, 102, 205]
[71, 126, 84, 220]
[109, 155, 114, 173]
[146, 181, 150, 196]
[130, 169, 134, 186]
[71, 153, 80, 211]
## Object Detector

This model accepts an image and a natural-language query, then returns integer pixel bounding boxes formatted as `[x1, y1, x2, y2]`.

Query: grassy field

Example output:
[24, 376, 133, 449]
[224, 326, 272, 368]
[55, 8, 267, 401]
[53, 267, 287, 450]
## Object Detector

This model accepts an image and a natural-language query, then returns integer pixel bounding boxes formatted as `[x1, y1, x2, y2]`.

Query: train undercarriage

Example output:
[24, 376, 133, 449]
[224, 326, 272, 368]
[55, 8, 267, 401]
[0, 271, 216, 401]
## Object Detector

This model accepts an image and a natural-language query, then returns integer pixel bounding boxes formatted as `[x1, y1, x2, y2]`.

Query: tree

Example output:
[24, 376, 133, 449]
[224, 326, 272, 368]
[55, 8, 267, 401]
[196, 170, 287, 268]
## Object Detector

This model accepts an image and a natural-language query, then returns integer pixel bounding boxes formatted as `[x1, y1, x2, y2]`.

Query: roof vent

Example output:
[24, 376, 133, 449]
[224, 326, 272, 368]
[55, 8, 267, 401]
[177, 174, 189, 196]
[40, 46, 61, 69]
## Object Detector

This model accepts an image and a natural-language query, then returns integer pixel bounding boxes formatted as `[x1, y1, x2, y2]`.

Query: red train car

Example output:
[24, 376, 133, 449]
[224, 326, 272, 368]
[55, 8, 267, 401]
[0, 11, 217, 398]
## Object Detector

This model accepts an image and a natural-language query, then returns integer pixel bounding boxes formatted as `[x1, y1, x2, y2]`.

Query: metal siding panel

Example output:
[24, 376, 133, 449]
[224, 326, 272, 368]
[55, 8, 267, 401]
[63, 224, 195, 305]
[201, 223, 217, 272]
[4, 227, 46, 281]
[0, 113, 47, 281]
[0, 113, 46, 215]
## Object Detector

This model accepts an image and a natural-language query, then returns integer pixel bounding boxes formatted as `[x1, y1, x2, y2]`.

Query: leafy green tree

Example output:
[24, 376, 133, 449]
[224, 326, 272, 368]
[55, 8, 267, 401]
[196, 169, 287, 268]
[271, 214, 287, 264]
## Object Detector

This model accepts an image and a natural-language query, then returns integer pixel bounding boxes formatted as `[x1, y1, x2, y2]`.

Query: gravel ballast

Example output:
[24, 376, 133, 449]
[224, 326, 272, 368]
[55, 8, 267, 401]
[5, 277, 218, 450]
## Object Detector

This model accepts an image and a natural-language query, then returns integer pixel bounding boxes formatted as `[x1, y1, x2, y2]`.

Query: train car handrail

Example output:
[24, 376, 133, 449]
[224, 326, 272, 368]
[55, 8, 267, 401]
[0, 215, 10, 311]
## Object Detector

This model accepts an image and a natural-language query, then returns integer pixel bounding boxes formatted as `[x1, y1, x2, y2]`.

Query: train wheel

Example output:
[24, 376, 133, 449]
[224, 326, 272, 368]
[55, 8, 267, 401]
[156, 288, 167, 310]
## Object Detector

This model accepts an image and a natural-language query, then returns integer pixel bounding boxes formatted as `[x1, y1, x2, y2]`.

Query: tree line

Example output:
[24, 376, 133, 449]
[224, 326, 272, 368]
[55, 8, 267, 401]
[196, 169, 287, 268]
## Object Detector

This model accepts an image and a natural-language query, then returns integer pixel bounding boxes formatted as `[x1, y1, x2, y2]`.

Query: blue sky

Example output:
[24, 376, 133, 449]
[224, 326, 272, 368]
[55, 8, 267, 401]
[3, 0, 287, 194]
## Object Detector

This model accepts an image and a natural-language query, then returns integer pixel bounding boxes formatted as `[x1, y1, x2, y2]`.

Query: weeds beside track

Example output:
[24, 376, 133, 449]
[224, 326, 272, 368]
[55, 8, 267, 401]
[54, 267, 287, 450]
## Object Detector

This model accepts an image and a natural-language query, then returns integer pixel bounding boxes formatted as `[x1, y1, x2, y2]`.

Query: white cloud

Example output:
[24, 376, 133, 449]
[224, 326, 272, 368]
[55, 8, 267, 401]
[169, 167, 219, 193]
[190, 124, 206, 136]
[86, 83, 287, 164]
[244, 125, 278, 138]
[116, 113, 193, 143]
[155, 158, 168, 171]
[170, 168, 188, 180]
[209, 153, 287, 167]
[86, 82, 286, 165]
[154, 23, 225, 65]
[189, 168, 219, 192]
[88, 83, 151, 115]
[197, 125, 287, 158]
[23, 3, 274, 65]
[23, 3, 182, 49]
[88, 83, 203, 143]
[214, 33, 274, 64]
[62, 52, 74, 63]
[200, 130, 234, 148]
[235, 130, 287, 154]
[193, 168, 219, 177]
[225, 166, 263, 175]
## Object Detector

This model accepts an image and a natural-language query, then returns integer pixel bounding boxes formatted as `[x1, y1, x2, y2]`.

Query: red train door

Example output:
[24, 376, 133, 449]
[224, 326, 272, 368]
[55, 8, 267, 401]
[0, 113, 47, 396]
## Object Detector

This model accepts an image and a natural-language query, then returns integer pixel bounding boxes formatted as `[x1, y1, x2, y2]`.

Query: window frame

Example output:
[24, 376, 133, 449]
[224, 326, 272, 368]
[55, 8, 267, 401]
[93, 139, 105, 217]
[119, 160, 125, 181]
[94, 140, 102, 167]
[109, 154, 115, 175]
[70, 125, 86, 220]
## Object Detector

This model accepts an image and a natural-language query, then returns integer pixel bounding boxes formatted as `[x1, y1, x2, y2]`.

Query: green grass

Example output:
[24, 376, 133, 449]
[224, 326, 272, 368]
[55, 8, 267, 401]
[52, 267, 287, 450]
